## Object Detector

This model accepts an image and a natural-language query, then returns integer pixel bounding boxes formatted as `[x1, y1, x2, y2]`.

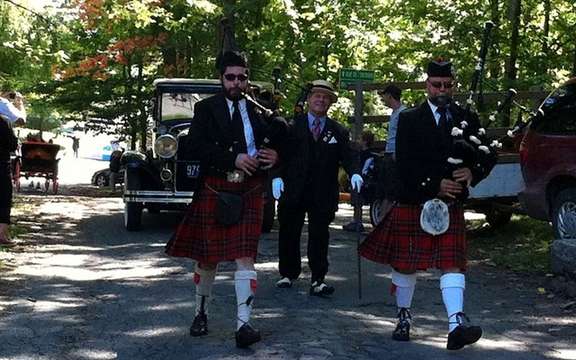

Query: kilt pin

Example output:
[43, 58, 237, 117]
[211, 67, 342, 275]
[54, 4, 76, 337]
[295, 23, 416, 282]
[359, 203, 466, 271]
[166, 175, 264, 263]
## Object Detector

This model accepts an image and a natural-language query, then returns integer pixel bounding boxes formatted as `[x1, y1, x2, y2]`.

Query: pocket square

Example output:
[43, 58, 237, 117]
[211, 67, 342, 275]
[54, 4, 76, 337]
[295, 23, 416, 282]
[328, 137, 338, 144]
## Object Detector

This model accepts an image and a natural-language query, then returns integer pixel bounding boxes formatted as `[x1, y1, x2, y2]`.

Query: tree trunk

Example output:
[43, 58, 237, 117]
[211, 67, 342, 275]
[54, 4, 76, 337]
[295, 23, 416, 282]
[573, 39, 576, 77]
[488, 0, 501, 80]
[542, 0, 550, 74]
[136, 61, 147, 153]
[504, 0, 521, 126]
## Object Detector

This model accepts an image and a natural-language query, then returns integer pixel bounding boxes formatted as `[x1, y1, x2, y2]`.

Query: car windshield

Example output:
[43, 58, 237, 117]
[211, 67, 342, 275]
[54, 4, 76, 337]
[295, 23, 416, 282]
[160, 92, 213, 122]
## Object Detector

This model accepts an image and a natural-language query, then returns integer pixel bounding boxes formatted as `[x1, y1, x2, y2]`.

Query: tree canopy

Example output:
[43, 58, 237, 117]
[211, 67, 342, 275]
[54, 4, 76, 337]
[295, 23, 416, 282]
[1, 0, 575, 146]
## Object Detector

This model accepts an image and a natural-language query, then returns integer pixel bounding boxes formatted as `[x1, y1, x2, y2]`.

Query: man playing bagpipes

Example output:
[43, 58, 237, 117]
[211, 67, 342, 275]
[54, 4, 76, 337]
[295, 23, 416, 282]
[165, 51, 286, 348]
[359, 59, 497, 350]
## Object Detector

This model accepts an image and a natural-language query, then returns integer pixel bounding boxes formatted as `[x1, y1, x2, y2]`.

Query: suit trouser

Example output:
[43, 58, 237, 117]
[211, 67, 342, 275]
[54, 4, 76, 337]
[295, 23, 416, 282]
[278, 201, 335, 283]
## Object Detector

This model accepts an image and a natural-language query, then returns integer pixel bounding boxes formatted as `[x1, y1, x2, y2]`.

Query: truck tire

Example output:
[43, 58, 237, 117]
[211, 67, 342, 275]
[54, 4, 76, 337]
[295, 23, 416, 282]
[552, 187, 576, 239]
[262, 199, 276, 233]
[485, 209, 512, 228]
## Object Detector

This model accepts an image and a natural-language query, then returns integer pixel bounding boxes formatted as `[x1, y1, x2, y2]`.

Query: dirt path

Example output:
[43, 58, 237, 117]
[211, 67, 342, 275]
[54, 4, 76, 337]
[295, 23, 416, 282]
[1, 189, 575, 360]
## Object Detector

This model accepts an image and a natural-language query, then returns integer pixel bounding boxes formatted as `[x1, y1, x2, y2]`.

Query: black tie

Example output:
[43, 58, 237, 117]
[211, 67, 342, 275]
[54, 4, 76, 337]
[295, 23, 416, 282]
[232, 100, 247, 153]
[437, 107, 450, 135]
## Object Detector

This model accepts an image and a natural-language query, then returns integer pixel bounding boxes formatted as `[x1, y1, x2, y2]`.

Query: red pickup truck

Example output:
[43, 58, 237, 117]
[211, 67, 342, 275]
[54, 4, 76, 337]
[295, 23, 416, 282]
[519, 77, 576, 239]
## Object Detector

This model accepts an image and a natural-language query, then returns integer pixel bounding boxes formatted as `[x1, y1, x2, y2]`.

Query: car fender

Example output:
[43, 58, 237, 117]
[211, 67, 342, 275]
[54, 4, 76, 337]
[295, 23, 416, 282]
[121, 151, 162, 190]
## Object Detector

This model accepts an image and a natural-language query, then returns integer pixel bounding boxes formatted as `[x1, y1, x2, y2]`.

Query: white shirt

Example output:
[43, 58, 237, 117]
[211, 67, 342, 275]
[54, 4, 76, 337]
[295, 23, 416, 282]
[0, 97, 26, 124]
[385, 103, 406, 155]
[226, 98, 257, 157]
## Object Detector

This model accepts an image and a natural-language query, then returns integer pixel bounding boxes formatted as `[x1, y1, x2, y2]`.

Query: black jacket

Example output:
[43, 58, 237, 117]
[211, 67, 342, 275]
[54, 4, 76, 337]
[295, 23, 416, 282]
[279, 114, 359, 213]
[395, 101, 497, 204]
[181, 93, 286, 175]
[0, 120, 18, 162]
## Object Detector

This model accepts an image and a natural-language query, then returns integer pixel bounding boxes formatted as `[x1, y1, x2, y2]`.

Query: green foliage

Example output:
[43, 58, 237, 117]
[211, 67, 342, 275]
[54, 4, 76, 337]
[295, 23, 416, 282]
[1, 0, 575, 141]
[468, 215, 554, 273]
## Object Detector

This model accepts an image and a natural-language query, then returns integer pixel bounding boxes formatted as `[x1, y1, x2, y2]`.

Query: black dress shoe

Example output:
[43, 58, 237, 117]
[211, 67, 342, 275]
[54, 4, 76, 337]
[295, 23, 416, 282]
[190, 313, 208, 337]
[235, 323, 261, 348]
[392, 307, 411, 341]
[309, 281, 335, 297]
[446, 313, 482, 350]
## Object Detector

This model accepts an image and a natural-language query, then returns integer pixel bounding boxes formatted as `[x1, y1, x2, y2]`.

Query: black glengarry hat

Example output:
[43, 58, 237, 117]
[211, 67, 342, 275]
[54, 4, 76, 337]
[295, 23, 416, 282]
[426, 59, 454, 78]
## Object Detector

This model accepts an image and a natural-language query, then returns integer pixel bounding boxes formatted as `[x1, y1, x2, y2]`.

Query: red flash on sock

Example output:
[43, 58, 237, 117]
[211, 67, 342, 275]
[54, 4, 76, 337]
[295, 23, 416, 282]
[250, 279, 258, 292]
[193, 272, 200, 285]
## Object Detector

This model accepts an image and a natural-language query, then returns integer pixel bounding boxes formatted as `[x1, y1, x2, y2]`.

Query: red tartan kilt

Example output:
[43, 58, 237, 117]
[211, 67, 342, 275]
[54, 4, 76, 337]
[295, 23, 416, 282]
[359, 203, 467, 271]
[165, 175, 265, 263]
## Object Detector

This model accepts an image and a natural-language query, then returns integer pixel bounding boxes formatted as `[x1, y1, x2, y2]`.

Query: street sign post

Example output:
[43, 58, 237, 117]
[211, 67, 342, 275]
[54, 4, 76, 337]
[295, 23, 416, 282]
[339, 68, 375, 88]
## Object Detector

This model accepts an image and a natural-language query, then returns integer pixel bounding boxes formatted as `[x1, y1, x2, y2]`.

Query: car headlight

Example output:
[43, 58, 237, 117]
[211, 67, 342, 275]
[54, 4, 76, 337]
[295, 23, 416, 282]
[154, 135, 178, 159]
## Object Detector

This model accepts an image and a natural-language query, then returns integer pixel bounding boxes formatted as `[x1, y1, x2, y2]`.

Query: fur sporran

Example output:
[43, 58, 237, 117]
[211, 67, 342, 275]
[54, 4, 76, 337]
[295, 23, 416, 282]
[420, 198, 450, 235]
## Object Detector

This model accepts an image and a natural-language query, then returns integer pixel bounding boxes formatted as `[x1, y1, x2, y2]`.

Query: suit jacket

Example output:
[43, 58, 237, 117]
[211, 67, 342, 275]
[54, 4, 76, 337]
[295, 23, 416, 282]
[280, 114, 359, 213]
[395, 101, 496, 204]
[182, 93, 285, 175]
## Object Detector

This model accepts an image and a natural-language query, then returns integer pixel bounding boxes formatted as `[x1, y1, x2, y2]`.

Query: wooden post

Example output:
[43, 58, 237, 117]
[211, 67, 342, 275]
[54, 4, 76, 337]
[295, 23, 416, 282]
[353, 81, 364, 300]
[353, 82, 364, 142]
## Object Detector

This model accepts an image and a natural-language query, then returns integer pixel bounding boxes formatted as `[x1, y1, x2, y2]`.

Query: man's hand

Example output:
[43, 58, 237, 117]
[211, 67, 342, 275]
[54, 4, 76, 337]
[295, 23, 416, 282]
[235, 153, 259, 175]
[452, 167, 473, 187]
[438, 179, 463, 199]
[257, 148, 279, 170]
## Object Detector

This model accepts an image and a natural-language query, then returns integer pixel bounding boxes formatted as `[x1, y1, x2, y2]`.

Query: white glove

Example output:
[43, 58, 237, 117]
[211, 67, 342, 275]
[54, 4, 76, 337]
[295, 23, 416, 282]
[272, 177, 284, 200]
[350, 174, 363, 192]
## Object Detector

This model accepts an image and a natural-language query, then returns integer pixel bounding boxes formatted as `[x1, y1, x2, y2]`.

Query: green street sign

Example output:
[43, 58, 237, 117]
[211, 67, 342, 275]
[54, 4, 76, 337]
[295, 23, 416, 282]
[339, 68, 375, 88]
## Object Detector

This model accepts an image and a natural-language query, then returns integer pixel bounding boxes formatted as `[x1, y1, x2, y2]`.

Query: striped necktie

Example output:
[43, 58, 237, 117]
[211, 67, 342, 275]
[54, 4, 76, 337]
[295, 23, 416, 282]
[312, 117, 321, 141]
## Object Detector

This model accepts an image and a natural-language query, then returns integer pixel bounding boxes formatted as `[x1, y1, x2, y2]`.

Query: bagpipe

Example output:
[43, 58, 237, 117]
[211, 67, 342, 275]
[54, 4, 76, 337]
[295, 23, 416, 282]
[242, 90, 288, 150]
[442, 22, 498, 199]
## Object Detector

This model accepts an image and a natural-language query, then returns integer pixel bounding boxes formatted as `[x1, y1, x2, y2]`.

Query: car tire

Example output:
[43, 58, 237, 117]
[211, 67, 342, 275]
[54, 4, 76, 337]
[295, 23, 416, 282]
[369, 198, 394, 226]
[262, 199, 276, 233]
[485, 208, 512, 228]
[552, 187, 576, 239]
[95, 173, 108, 187]
[125, 202, 142, 231]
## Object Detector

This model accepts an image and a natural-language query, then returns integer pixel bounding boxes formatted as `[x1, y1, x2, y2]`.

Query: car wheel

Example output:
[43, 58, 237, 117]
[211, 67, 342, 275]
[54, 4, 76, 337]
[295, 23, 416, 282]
[370, 198, 394, 226]
[262, 198, 276, 233]
[95, 173, 108, 187]
[125, 202, 142, 231]
[552, 188, 576, 239]
[485, 208, 512, 228]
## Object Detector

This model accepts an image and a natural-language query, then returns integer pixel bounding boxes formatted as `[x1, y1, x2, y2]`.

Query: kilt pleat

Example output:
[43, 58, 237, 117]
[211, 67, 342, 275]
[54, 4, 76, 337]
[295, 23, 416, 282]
[165, 175, 265, 263]
[359, 203, 467, 271]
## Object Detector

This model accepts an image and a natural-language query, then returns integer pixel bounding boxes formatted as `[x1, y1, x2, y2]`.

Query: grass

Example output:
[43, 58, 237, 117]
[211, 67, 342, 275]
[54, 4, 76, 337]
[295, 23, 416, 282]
[467, 214, 555, 273]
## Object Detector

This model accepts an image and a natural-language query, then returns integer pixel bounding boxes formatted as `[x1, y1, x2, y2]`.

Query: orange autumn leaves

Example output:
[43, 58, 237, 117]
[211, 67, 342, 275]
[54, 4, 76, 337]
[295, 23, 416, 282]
[55, 34, 168, 81]
[56, 0, 168, 81]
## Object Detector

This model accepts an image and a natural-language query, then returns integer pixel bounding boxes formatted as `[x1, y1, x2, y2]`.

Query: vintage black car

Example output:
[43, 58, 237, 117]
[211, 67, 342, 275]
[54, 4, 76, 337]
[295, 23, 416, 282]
[122, 78, 276, 231]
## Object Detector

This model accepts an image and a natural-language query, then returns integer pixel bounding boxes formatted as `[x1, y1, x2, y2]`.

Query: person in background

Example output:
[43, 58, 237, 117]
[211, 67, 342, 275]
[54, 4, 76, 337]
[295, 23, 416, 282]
[0, 92, 24, 246]
[343, 130, 375, 232]
[273, 80, 363, 296]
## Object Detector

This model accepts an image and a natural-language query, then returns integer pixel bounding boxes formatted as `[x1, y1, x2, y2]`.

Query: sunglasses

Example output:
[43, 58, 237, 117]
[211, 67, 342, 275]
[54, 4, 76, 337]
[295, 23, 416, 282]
[428, 80, 454, 89]
[223, 73, 248, 82]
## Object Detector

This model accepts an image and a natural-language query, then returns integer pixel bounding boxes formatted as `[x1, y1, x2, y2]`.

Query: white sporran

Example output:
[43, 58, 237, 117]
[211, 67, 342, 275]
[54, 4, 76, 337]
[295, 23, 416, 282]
[420, 198, 450, 235]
